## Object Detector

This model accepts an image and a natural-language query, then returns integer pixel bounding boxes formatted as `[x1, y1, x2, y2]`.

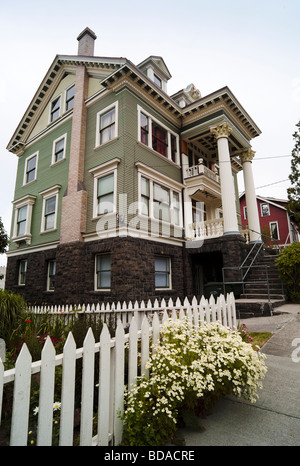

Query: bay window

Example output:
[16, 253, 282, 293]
[12, 195, 36, 245]
[138, 106, 179, 164]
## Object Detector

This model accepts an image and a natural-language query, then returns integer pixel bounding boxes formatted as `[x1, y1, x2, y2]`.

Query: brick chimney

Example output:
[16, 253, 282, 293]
[77, 27, 97, 56]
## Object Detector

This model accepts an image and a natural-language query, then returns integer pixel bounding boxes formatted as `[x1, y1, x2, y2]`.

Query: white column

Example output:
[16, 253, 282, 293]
[240, 149, 261, 242]
[210, 123, 240, 235]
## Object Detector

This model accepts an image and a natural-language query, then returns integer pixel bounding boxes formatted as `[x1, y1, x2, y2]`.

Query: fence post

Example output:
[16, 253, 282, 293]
[37, 337, 56, 446]
[114, 320, 125, 445]
[80, 328, 95, 446]
[59, 332, 76, 446]
[98, 324, 111, 446]
[10, 344, 32, 446]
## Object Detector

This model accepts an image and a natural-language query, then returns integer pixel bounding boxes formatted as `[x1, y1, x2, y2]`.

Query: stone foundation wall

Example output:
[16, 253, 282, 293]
[6, 237, 186, 305]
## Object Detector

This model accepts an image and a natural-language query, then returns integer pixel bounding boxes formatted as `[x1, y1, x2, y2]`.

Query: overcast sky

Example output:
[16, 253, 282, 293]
[0, 0, 299, 265]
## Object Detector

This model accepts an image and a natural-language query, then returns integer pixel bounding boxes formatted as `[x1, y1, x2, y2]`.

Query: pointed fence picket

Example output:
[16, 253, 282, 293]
[1, 293, 236, 446]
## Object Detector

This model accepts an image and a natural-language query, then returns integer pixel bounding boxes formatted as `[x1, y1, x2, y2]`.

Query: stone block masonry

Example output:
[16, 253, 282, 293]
[5, 236, 186, 306]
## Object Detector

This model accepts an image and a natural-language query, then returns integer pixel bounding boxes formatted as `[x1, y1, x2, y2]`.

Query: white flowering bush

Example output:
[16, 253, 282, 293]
[122, 319, 267, 446]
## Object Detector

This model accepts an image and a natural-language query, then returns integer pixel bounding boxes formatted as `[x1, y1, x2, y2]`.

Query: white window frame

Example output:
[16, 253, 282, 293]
[95, 101, 119, 148]
[89, 158, 120, 219]
[12, 195, 36, 245]
[261, 203, 270, 217]
[243, 206, 247, 220]
[49, 94, 62, 123]
[47, 260, 56, 291]
[18, 260, 27, 286]
[51, 133, 67, 165]
[65, 84, 75, 112]
[40, 185, 61, 233]
[95, 253, 111, 291]
[23, 152, 39, 185]
[270, 221, 280, 240]
[155, 256, 172, 290]
[137, 163, 183, 227]
[137, 105, 180, 165]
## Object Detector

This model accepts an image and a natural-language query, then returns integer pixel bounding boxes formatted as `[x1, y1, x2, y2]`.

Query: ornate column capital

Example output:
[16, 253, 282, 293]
[240, 148, 256, 164]
[210, 122, 232, 140]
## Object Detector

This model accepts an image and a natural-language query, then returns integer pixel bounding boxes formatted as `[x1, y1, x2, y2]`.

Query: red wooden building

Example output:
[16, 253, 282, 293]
[239, 194, 299, 248]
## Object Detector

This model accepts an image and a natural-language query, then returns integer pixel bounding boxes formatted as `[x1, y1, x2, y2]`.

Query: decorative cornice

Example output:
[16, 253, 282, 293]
[210, 122, 232, 140]
[239, 148, 255, 163]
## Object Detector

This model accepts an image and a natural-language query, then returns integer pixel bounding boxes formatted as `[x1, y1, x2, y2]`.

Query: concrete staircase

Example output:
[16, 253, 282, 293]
[235, 249, 286, 318]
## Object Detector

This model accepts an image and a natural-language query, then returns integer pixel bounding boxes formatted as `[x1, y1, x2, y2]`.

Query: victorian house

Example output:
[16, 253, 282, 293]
[5, 28, 263, 305]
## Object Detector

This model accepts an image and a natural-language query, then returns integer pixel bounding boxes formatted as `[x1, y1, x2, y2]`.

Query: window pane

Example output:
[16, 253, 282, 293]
[48, 260, 56, 290]
[140, 113, 149, 145]
[98, 173, 114, 196]
[18, 205, 27, 222]
[45, 197, 56, 215]
[100, 108, 115, 144]
[17, 205, 27, 236]
[101, 108, 115, 128]
[155, 257, 170, 288]
[96, 254, 111, 289]
[55, 138, 65, 162]
[98, 193, 114, 215]
[66, 85, 75, 111]
[171, 134, 177, 162]
[19, 260, 27, 285]
[51, 96, 61, 121]
[26, 155, 37, 183]
[97, 174, 114, 214]
[153, 183, 170, 221]
[152, 121, 167, 156]
[141, 177, 149, 196]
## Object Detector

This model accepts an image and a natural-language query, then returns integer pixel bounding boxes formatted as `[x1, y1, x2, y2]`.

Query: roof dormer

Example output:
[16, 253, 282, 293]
[137, 56, 171, 93]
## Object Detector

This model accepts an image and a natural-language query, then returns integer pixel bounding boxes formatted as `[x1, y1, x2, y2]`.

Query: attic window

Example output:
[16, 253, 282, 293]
[50, 96, 61, 122]
[154, 74, 162, 88]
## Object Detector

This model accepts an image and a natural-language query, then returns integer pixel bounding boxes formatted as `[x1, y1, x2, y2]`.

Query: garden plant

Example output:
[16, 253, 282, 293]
[121, 318, 267, 446]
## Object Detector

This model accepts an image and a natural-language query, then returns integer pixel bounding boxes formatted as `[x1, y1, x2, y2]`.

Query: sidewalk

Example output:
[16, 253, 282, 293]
[180, 303, 300, 446]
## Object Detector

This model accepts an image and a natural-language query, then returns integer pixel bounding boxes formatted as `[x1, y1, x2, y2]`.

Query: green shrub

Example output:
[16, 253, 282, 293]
[0, 289, 27, 342]
[275, 242, 300, 302]
[121, 319, 267, 446]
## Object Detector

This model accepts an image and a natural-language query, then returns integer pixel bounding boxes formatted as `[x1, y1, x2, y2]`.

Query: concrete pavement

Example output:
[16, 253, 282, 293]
[179, 303, 300, 446]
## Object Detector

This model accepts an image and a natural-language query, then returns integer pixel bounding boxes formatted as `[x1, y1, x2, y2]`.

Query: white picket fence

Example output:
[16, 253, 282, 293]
[0, 293, 236, 446]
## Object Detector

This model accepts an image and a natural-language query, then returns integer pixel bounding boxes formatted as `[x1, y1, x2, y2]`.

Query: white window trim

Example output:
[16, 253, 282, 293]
[137, 105, 180, 165]
[136, 162, 183, 227]
[64, 84, 75, 112]
[89, 158, 120, 219]
[243, 206, 247, 220]
[95, 253, 111, 291]
[51, 133, 67, 165]
[260, 203, 270, 217]
[155, 256, 172, 290]
[95, 101, 119, 149]
[23, 152, 39, 185]
[40, 185, 61, 233]
[49, 94, 62, 124]
[47, 260, 56, 292]
[18, 260, 27, 286]
[12, 195, 36, 245]
[270, 221, 280, 240]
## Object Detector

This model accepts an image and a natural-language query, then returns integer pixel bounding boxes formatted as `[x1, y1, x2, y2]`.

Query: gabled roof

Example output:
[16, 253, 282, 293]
[240, 192, 288, 211]
[7, 54, 127, 154]
[137, 55, 172, 80]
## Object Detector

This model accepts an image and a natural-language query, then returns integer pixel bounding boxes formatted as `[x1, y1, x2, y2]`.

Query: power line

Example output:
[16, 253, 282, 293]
[256, 179, 290, 189]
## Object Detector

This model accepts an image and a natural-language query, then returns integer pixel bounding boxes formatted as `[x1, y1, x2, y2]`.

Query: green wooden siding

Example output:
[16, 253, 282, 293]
[84, 87, 182, 235]
[9, 120, 72, 251]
